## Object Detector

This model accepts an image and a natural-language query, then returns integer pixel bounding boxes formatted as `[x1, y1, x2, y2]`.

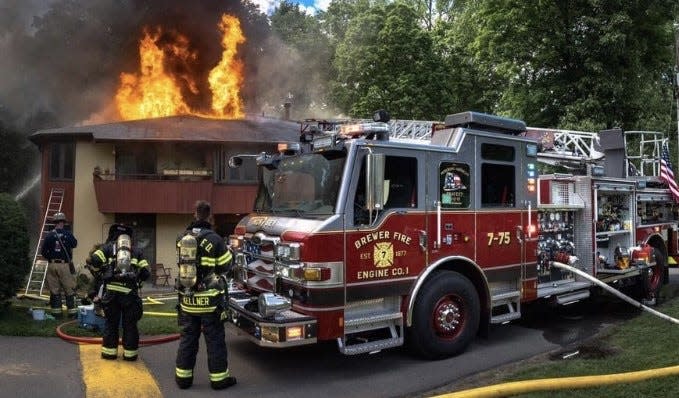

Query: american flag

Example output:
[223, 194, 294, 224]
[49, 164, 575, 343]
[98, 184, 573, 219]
[660, 143, 679, 203]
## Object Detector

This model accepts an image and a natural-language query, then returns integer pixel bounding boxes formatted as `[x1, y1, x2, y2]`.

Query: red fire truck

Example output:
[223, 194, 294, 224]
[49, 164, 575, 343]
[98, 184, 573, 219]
[225, 111, 677, 359]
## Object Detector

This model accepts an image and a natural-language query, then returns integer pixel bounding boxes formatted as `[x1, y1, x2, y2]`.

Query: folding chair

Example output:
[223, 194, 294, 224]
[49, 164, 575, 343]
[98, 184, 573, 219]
[153, 263, 171, 286]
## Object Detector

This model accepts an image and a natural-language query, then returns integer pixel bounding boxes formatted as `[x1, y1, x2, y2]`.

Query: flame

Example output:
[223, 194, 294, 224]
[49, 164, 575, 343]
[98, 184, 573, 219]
[209, 15, 246, 119]
[115, 14, 245, 120]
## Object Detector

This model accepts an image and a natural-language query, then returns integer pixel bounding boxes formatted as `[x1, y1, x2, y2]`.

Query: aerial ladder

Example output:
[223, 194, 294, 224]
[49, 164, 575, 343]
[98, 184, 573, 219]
[23, 187, 65, 298]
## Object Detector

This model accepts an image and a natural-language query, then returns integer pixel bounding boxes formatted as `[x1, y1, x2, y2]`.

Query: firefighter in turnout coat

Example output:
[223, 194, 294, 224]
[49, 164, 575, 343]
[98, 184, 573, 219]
[41, 212, 78, 317]
[175, 200, 236, 390]
[87, 224, 150, 361]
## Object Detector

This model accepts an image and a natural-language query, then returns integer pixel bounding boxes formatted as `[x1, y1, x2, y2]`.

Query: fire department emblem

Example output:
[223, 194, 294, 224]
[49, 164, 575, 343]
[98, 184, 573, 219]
[373, 242, 394, 268]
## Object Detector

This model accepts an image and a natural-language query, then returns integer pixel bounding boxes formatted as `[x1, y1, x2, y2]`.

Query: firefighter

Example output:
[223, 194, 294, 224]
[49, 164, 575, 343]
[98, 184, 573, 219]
[175, 200, 236, 390]
[84, 244, 105, 317]
[87, 223, 150, 361]
[41, 212, 78, 318]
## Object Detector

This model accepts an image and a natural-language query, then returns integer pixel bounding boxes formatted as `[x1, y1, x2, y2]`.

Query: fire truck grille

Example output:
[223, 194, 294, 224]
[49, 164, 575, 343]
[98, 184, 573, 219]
[244, 241, 262, 259]
[241, 239, 276, 290]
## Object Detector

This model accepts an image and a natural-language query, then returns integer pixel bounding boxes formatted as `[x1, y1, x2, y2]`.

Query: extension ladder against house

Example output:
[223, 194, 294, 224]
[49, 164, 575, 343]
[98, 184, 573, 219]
[23, 188, 64, 297]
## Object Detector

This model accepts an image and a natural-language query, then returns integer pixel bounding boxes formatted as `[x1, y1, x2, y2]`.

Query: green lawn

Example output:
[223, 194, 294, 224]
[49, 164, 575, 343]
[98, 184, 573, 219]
[1, 297, 179, 337]
[495, 289, 679, 398]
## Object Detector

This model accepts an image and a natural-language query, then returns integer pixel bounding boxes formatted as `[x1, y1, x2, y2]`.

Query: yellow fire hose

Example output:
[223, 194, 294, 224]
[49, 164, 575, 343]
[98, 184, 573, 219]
[434, 261, 679, 398]
[434, 365, 679, 398]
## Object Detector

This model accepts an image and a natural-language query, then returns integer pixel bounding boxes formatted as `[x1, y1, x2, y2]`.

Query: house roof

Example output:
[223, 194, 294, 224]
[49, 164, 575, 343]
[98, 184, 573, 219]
[29, 114, 301, 145]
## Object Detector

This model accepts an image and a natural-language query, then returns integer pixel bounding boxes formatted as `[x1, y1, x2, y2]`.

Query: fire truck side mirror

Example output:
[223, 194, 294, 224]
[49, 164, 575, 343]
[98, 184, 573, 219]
[228, 156, 243, 168]
[366, 153, 385, 211]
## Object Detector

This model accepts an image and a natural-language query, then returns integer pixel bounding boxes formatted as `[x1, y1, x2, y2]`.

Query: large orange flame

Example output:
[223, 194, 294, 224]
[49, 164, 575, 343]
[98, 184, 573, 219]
[209, 15, 246, 119]
[115, 14, 245, 120]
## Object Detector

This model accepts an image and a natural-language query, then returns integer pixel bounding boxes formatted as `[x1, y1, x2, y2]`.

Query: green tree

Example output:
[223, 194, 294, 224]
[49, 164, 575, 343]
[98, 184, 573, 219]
[268, 1, 333, 117]
[451, 0, 676, 131]
[0, 193, 30, 307]
[317, 0, 376, 45]
[410, 0, 461, 31]
[331, 2, 449, 119]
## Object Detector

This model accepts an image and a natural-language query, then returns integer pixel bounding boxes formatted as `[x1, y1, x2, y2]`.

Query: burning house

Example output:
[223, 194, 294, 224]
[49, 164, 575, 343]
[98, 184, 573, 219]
[28, 13, 298, 278]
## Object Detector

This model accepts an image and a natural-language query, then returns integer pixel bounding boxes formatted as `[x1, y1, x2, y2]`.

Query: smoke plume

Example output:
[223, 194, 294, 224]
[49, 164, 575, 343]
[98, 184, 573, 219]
[0, 0, 287, 131]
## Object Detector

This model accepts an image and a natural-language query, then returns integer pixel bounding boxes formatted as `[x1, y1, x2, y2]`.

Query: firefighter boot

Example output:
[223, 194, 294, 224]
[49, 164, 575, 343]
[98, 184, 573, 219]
[101, 346, 118, 360]
[49, 294, 63, 318]
[211, 376, 237, 390]
[175, 368, 193, 389]
[175, 376, 193, 389]
[65, 295, 78, 318]
[123, 348, 138, 362]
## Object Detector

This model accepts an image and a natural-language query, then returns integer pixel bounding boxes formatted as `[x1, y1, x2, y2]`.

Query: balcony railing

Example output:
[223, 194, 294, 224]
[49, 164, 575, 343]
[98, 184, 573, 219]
[94, 169, 213, 181]
[92, 171, 256, 214]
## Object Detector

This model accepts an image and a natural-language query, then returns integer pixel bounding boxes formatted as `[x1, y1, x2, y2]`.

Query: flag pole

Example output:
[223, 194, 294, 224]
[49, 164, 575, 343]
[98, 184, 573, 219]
[674, 20, 679, 168]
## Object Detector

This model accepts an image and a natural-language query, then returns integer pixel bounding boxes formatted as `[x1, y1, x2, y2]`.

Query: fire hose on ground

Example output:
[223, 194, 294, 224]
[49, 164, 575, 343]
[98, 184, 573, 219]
[56, 319, 180, 345]
[56, 295, 180, 345]
[434, 261, 679, 398]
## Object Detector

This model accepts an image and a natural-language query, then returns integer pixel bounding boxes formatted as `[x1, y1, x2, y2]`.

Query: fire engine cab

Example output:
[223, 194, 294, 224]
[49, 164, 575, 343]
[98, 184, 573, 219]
[226, 110, 676, 359]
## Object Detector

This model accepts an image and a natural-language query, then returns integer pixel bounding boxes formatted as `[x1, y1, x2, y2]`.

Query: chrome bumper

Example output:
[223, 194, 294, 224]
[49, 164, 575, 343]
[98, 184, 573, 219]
[227, 290, 317, 347]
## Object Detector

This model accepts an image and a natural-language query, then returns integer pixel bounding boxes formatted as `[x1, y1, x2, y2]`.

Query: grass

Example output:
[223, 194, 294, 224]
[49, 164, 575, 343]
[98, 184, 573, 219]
[488, 286, 679, 398]
[1, 296, 180, 337]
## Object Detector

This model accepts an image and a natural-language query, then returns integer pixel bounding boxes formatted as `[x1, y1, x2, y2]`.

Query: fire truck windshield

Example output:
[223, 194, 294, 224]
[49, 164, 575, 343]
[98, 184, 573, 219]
[254, 152, 346, 216]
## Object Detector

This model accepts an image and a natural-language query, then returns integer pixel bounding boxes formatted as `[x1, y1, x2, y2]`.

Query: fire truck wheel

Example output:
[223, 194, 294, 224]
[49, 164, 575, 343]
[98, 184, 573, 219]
[644, 248, 665, 300]
[407, 271, 480, 359]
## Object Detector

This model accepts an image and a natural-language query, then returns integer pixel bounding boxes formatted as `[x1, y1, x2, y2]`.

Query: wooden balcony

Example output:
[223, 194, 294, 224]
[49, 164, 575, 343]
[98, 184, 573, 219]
[93, 173, 257, 214]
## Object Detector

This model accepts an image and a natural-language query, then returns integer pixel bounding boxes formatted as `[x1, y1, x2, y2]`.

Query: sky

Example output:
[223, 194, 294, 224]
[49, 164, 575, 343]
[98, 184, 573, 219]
[251, 0, 331, 15]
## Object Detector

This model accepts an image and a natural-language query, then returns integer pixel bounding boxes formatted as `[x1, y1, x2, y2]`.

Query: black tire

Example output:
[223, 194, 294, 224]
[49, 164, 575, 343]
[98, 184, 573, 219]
[407, 271, 480, 359]
[644, 249, 665, 302]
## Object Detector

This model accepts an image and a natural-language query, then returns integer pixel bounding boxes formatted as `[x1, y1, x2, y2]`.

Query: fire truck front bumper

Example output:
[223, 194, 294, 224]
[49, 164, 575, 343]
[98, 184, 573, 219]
[227, 290, 317, 347]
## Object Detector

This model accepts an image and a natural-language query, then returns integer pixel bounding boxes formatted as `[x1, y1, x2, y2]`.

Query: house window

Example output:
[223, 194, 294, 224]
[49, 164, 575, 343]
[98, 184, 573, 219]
[116, 144, 156, 178]
[49, 142, 75, 180]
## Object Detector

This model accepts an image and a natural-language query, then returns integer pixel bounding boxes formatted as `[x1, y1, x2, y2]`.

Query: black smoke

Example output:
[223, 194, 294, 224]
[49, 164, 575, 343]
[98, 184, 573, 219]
[0, 0, 288, 243]
[0, 0, 276, 132]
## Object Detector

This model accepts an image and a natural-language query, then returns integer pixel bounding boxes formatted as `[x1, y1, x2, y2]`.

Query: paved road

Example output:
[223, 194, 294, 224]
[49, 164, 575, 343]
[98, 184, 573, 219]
[0, 320, 558, 397]
[2, 269, 675, 397]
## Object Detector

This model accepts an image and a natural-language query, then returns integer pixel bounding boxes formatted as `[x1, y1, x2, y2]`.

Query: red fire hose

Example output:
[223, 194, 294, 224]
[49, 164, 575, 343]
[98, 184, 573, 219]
[56, 320, 180, 345]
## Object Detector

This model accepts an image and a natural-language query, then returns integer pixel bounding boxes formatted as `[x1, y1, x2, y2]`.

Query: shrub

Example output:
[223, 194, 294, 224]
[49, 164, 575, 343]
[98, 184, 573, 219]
[0, 193, 30, 306]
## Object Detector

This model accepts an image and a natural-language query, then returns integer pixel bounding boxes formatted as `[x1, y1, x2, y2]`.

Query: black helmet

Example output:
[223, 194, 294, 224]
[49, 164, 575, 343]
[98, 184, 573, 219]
[52, 212, 67, 223]
[107, 223, 134, 243]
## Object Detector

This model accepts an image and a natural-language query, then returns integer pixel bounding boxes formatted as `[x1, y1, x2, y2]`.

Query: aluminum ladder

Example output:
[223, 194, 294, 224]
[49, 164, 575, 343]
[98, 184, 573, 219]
[24, 188, 64, 297]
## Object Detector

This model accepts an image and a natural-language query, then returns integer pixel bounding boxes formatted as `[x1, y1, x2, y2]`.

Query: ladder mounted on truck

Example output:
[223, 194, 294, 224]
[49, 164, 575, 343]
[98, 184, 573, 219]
[23, 187, 64, 298]
[525, 127, 604, 169]
[526, 126, 668, 182]
[624, 130, 666, 179]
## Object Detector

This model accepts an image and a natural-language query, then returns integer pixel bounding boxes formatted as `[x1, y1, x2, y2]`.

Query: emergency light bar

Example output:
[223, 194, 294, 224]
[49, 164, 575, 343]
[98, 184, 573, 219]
[339, 122, 390, 140]
[277, 142, 301, 155]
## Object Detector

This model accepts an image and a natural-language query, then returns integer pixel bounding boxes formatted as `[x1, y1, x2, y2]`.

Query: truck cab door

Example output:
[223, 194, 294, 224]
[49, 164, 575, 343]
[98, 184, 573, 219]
[344, 147, 427, 298]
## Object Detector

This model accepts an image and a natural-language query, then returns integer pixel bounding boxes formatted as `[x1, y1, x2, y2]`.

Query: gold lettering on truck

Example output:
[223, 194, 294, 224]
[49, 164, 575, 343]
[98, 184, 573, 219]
[353, 230, 415, 280]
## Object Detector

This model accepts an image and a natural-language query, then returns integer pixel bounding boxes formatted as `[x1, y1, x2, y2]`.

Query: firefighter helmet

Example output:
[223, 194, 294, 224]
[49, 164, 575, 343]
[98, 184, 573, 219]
[177, 233, 198, 289]
[614, 246, 630, 270]
[107, 223, 133, 243]
[53, 212, 67, 222]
